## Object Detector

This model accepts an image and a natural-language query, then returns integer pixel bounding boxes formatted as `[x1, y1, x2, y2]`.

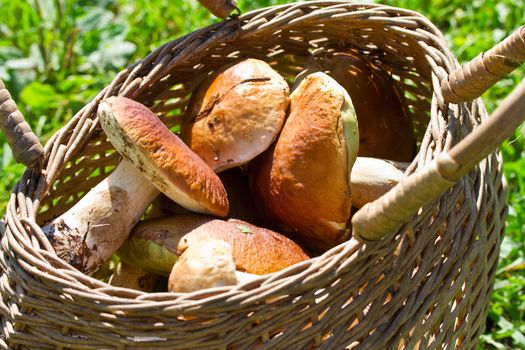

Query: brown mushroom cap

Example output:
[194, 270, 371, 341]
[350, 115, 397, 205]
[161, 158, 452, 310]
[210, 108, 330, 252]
[98, 96, 228, 217]
[178, 218, 310, 275]
[168, 239, 238, 293]
[181, 58, 290, 172]
[118, 214, 310, 275]
[250, 72, 359, 251]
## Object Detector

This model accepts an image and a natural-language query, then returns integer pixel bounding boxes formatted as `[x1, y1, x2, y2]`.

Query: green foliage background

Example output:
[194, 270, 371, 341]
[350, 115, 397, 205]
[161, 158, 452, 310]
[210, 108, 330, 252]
[0, 0, 523, 348]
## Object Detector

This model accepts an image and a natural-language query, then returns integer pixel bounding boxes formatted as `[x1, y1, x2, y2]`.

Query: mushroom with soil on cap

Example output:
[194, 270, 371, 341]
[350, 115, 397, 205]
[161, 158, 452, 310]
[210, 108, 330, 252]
[250, 71, 359, 252]
[43, 97, 228, 275]
[180, 58, 290, 173]
[117, 214, 310, 276]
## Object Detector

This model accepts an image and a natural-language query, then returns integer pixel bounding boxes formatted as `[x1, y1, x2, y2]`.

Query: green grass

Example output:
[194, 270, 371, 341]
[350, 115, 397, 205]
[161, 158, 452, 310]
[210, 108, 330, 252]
[1, 0, 524, 348]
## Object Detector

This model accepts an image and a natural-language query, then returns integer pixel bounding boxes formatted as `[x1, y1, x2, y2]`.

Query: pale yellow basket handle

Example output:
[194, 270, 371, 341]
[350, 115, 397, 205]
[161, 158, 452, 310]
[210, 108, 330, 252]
[353, 25, 525, 241]
[442, 25, 525, 104]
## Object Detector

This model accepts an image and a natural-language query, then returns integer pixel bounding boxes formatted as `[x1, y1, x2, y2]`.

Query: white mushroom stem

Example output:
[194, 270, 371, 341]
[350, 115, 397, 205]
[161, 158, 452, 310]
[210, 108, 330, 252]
[43, 160, 160, 275]
[351, 157, 409, 208]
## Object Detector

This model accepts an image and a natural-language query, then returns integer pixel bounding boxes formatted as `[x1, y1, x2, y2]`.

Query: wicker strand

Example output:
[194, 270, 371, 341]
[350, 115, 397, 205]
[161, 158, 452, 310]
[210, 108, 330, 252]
[198, 0, 240, 19]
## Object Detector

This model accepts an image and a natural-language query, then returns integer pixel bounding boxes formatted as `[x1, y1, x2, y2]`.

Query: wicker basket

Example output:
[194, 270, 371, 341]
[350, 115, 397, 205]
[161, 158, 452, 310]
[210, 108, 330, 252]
[1, 1, 520, 349]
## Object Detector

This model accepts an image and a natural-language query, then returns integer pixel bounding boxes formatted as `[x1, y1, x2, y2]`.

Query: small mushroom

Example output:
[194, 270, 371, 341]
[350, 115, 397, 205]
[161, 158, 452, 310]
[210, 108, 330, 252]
[108, 261, 159, 292]
[168, 239, 238, 293]
[118, 214, 310, 276]
[43, 97, 228, 274]
[181, 58, 290, 172]
[178, 218, 310, 275]
[250, 72, 359, 251]
[351, 157, 409, 208]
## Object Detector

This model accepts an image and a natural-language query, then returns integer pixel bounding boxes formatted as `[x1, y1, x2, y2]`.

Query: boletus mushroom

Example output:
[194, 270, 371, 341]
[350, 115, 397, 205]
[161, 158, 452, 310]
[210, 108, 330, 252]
[168, 239, 238, 293]
[297, 52, 415, 162]
[351, 157, 409, 208]
[180, 58, 290, 172]
[250, 72, 359, 251]
[118, 214, 310, 276]
[43, 97, 228, 274]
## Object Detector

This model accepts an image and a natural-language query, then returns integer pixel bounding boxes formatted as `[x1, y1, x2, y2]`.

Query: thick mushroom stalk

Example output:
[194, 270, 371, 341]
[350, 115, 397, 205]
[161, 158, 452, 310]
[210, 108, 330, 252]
[43, 160, 158, 274]
[43, 97, 228, 275]
[168, 239, 238, 293]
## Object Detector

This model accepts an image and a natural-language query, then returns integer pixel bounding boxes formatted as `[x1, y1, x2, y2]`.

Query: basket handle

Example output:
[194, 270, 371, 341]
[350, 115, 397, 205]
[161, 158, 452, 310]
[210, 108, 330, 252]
[197, 0, 240, 19]
[441, 25, 525, 103]
[0, 79, 44, 169]
[352, 28, 525, 241]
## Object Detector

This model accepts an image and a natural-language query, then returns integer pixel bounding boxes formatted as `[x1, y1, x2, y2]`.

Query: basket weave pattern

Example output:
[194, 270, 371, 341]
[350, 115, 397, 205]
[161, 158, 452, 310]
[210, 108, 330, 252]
[0, 2, 507, 349]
